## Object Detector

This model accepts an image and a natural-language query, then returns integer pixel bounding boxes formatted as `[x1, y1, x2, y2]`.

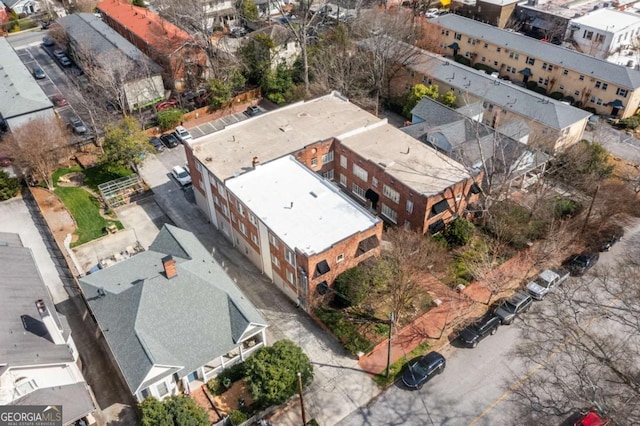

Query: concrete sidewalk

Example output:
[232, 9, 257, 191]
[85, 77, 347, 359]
[139, 156, 381, 426]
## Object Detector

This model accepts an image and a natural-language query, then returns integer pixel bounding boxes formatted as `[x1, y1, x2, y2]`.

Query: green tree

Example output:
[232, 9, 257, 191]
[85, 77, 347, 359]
[440, 90, 457, 108]
[207, 79, 232, 109]
[443, 217, 475, 247]
[157, 109, 185, 131]
[239, 0, 259, 22]
[100, 116, 151, 171]
[140, 397, 172, 426]
[332, 266, 369, 308]
[244, 340, 313, 406]
[551, 140, 614, 192]
[240, 33, 274, 86]
[264, 64, 294, 105]
[0, 170, 20, 201]
[228, 410, 248, 425]
[403, 84, 439, 117]
[165, 396, 209, 426]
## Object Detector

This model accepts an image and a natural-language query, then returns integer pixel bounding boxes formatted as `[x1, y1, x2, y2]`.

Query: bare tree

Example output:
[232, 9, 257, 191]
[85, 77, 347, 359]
[6, 117, 72, 189]
[512, 260, 640, 424]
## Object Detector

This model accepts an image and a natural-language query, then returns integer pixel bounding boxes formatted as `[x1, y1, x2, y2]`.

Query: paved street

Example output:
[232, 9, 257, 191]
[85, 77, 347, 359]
[585, 119, 640, 164]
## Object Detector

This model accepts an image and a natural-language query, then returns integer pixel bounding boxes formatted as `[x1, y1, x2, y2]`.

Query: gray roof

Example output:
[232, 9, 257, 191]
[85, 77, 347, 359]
[251, 23, 294, 47]
[0, 38, 53, 120]
[57, 13, 162, 76]
[433, 14, 640, 90]
[0, 233, 72, 367]
[79, 225, 267, 394]
[14, 383, 95, 424]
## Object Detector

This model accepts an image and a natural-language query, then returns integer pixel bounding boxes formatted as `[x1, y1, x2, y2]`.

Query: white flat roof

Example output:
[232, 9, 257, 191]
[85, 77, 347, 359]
[571, 8, 640, 32]
[225, 155, 380, 256]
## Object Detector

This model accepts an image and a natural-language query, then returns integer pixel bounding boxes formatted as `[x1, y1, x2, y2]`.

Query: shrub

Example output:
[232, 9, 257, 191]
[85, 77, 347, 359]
[314, 307, 374, 355]
[617, 115, 640, 130]
[228, 410, 248, 425]
[443, 217, 475, 247]
[454, 55, 471, 67]
[554, 197, 581, 219]
[332, 266, 369, 308]
[526, 81, 538, 90]
[532, 86, 547, 95]
[0, 171, 20, 201]
[549, 91, 563, 100]
[157, 109, 185, 131]
[207, 362, 246, 395]
[244, 340, 313, 407]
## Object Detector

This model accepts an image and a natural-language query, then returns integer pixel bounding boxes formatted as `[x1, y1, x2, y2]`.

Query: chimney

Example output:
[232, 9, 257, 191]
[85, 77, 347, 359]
[252, 156, 259, 168]
[162, 255, 177, 279]
[35, 299, 65, 345]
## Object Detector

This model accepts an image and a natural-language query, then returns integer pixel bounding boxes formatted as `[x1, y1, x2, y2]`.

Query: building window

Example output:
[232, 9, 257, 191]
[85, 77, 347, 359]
[526, 57, 535, 65]
[493, 61, 499, 67]
[602, 83, 608, 91]
[584, 30, 593, 40]
[406, 200, 413, 214]
[322, 151, 334, 164]
[353, 164, 368, 182]
[221, 204, 229, 217]
[574, 90, 580, 96]
[382, 184, 400, 203]
[336, 253, 344, 263]
[481, 56, 486, 62]
[455, 33, 461, 40]
[579, 75, 584, 81]
[285, 249, 295, 265]
[237, 202, 245, 216]
[595, 81, 601, 89]
[563, 69, 568, 75]
[271, 255, 280, 268]
[249, 214, 257, 225]
[157, 382, 169, 397]
[340, 155, 347, 168]
[590, 96, 596, 103]
[483, 42, 488, 48]
[509, 52, 519, 60]
[322, 169, 334, 180]
[251, 233, 259, 245]
[218, 186, 226, 199]
[339, 174, 347, 187]
[213, 196, 219, 206]
[310, 157, 318, 167]
[286, 269, 295, 284]
[381, 203, 398, 224]
[596, 98, 603, 105]
[496, 47, 501, 52]
[617, 88, 628, 97]
[352, 183, 366, 200]
[542, 63, 553, 71]
[239, 222, 247, 236]
[372, 177, 378, 187]
[559, 84, 564, 90]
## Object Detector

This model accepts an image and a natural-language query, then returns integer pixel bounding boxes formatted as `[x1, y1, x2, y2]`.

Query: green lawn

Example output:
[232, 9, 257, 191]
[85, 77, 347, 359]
[373, 341, 431, 388]
[53, 165, 126, 247]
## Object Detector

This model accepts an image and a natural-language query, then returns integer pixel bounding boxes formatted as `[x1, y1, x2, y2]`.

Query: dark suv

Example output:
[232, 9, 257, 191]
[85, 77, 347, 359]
[565, 253, 599, 276]
[401, 351, 445, 390]
[494, 292, 533, 325]
[459, 313, 501, 348]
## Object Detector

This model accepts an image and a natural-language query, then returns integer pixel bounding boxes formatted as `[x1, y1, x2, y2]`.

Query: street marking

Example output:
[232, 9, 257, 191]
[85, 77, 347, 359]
[468, 294, 620, 425]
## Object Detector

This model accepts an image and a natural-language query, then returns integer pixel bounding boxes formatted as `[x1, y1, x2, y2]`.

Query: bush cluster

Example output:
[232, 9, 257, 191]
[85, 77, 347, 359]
[314, 308, 374, 355]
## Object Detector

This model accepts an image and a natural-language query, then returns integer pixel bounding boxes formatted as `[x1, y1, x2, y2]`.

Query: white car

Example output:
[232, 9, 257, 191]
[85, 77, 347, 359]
[526, 269, 568, 300]
[171, 165, 192, 187]
[174, 125, 193, 144]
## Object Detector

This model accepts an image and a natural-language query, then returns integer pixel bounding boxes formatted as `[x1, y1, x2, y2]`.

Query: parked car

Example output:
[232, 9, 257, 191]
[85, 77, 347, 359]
[565, 253, 599, 276]
[244, 105, 263, 117]
[401, 351, 445, 390]
[50, 94, 68, 107]
[590, 224, 624, 252]
[572, 407, 611, 426]
[53, 49, 66, 58]
[32, 66, 46, 79]
[59, 56, 71, 67]
[526, 269, 565, 301]
[42, 36, 54, 46]
[156, 99, 177, 111]
[458, 312, 501, 348]
[0, 153, 12, 167]
[69, 116, 87, 134]
[494, 292, 533, 325]
[173, 125, 193, 143]
[171, 165, 192, 187]
[229, 26, 247, 38]
[160, 133, 179, 148]
[149, 137, 165, 152]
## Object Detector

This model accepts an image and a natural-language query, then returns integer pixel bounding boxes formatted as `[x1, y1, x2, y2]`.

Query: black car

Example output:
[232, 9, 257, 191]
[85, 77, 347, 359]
[401, 351, 445, 390]
[459, 313, 501, 348]
[149, 137, 165, 152]
[160, 133, 179, 148]
[565, 253, 599, 276]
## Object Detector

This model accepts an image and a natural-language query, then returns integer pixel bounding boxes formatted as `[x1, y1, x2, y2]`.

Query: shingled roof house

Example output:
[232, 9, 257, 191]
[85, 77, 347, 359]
[78, 225, 268, 401]
[0, 233, 96, 425]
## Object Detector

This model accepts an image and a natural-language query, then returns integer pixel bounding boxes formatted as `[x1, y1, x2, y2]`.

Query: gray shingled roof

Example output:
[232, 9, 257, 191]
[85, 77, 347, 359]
[433, 14, 640, 89]
[0, 233, 72, 367]
[0, 38, 53, 120]
[57, 13, 162, 76]
[79, 225, 267, 394]
[14, 383, 95, 424]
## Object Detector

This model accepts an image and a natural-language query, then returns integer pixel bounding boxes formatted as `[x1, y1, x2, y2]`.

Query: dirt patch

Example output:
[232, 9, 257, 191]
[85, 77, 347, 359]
[30, 186, 77, 245]
[212, 379, 254, 415]
[57, 172, 85, 187]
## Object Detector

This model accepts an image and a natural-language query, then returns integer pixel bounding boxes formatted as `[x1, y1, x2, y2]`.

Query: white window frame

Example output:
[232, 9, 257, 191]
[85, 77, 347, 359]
[323, 169, 334, 180]
[237, 201, 245, 217]
[239, 222, 247, 236]
[353, 163, 368, 182]
[221, 204, 229, 217]
[381, 203, 398, 224]
[406, 200, 413, 214]
[352, 183, 366, 200]
[383, 184, 400, 204]
[251, 233, 259, 245]
[285, 249, 295, 265]
[271, 255, 280, 268]
[372, 177, 378, 187]
[322, 151, 334, 164]
[340, 155, 347, 168]
[339, 174, 347, 187]
[157, 381, 169, 397]
[310, 157, 318, 167]
[336, 253, 344, 263]
[286, 269, 295, 284]
[249, 214, 257, 225]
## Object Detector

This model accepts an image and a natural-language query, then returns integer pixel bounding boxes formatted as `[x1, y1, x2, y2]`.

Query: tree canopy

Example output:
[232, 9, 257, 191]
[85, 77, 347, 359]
[100, 116, 151, 171]
[403, 84, 439, 117]
[140, 395, 208, 426]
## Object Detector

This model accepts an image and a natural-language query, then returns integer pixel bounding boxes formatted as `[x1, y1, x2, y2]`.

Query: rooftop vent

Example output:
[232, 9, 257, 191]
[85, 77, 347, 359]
[279, 124, 293, 132]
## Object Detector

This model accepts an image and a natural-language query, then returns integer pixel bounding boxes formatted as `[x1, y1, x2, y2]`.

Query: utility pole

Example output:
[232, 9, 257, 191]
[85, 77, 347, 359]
[582, 184, 600, 234]
[385, 312, 394, 378]
[297, 372, 307, 426]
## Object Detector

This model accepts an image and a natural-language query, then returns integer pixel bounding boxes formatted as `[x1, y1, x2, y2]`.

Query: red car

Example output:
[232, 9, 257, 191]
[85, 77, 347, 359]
[156, 99, 177, 111]
[0, 153, 12, 167]
[50, 94, 68, 107]
[573, 408, 611, 426]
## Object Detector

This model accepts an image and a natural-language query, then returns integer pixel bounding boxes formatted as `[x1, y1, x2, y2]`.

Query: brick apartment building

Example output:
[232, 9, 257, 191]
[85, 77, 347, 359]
[184, 93, 482, 306]
[97, 0, 210, 90]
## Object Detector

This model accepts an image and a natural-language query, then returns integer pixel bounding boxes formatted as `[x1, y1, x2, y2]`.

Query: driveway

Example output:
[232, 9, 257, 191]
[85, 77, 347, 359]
[139, 154, 381, 425]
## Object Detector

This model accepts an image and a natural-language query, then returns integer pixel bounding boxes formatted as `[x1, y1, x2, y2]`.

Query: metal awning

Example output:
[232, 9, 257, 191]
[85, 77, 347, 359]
[315, 260, 330, 276]
[531, 17, 554, 31]
[470, 182, 482, 194]
[428, 219, 446, 235]
[357, 235, 380, 257]
[448, 42, 459, 50]
[518, 68, 533, 76]
[605, 99, 625, 108]
[431, 199, 449, 215]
